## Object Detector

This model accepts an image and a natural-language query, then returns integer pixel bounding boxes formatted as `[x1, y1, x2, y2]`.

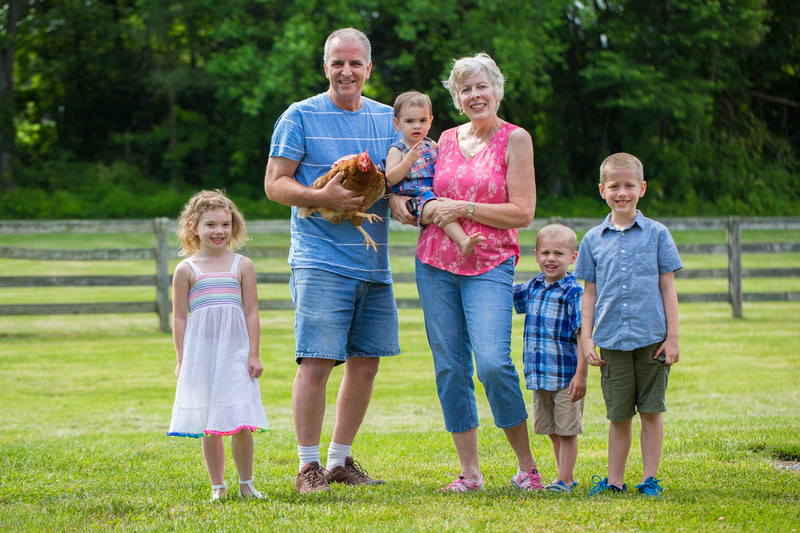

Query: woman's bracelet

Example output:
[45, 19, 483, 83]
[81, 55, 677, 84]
[466, 201, 475, 219]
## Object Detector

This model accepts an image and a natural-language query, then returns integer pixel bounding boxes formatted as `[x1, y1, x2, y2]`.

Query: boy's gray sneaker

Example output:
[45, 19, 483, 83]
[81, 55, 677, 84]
[545, 479, 574, 493]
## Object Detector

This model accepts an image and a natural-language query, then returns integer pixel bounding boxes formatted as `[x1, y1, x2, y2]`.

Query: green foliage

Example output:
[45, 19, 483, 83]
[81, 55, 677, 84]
[0, 160, 186, 219]
[0, 0, 798, 218]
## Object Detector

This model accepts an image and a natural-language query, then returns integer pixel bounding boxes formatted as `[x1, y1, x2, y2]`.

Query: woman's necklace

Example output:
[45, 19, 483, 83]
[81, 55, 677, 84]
[465, 121, 502, 158]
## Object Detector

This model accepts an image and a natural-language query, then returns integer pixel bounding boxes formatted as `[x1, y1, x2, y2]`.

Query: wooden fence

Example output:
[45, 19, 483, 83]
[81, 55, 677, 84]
[1, 217, 798, 332]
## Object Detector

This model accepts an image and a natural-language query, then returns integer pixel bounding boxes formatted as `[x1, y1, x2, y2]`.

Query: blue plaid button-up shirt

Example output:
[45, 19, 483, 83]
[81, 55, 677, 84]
[513, 273, 583, 391]
[390, 138, 437, 195]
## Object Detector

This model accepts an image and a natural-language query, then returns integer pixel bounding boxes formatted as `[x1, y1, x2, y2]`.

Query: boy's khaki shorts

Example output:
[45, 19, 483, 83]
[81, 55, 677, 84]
[533, 388, 584, 436]
[599, 341, 670, 422]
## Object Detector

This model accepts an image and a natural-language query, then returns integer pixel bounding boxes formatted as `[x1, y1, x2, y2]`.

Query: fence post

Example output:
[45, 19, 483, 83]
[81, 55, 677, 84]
[154, 217, 171, 333]
[727, 216, 743, 319]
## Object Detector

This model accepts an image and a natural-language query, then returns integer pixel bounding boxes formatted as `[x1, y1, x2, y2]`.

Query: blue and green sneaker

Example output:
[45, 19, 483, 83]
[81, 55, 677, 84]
[588, 475, 628, 495]
[635, 476, 664, 497]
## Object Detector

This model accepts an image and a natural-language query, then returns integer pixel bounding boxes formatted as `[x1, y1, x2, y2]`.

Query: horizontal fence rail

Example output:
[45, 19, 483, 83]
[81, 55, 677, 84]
[4, 242, 800, 261]
[1, 217, 799, 330]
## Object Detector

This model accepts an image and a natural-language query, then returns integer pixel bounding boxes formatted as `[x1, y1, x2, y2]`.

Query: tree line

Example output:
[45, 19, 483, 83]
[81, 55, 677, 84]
[0, 0, 797, 219]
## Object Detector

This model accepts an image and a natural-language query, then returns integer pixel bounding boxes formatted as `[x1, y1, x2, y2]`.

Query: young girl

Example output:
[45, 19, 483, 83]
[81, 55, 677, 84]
[385, 91, 484, 255]
[167, 189, 270, 502]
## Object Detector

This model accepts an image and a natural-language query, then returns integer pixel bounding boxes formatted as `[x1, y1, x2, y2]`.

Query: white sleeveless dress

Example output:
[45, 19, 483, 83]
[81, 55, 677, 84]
[167, 254, 270, 438]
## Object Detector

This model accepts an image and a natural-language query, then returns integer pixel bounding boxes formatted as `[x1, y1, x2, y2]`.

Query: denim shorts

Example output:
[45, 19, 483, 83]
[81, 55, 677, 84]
[289, 268, 401, 364]
[599, 341, 670, 421]
[415, 257, 528, 433]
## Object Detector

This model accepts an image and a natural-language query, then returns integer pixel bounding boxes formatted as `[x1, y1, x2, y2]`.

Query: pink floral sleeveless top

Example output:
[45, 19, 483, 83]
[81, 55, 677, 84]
[416, 122, 520, 275]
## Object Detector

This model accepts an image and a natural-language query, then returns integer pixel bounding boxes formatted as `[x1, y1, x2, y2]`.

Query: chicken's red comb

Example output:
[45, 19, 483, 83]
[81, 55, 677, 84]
[358, 150, 371, 172]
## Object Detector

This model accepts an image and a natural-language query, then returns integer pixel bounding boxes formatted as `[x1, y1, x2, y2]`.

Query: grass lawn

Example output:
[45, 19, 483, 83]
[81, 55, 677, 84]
[1, 227, 799, 530]
[1, 301, 799, 532]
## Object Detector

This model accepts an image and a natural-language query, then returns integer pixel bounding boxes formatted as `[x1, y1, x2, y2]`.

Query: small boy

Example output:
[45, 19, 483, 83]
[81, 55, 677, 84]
[385, 91, 484, 254]
[513, 224, 586, 493]
[574, 152, 683, 497]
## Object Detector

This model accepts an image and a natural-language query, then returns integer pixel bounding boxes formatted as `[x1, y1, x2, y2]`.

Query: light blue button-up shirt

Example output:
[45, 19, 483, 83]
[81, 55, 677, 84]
[574, 211, 683, 351]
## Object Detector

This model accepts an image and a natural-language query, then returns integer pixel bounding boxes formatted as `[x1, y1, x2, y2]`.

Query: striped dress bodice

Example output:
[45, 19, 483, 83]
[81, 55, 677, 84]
[186, 254, 242, 313]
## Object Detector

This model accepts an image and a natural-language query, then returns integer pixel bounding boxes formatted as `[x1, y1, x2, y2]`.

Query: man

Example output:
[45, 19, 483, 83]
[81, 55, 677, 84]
[264, 28, 403, 494]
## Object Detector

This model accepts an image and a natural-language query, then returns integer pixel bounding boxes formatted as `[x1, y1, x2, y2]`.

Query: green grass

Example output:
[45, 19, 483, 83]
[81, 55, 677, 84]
[1, 227, 799, 530]
[1, 303, 799, 531]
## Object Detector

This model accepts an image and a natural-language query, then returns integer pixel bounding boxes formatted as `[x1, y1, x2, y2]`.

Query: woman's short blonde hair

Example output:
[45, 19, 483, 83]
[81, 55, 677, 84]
[442, 52, 505, 112]
[176, 189, 248, 256]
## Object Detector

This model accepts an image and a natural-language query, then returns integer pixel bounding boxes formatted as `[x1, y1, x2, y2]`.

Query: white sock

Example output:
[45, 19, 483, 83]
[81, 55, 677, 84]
[297, 444, 320, 472]
[325, 442, 352, 471]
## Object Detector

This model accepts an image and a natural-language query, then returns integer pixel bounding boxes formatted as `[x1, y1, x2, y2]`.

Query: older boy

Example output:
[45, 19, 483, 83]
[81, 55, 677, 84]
[574, 153, 682, 497]
[513, 224, 586, 493]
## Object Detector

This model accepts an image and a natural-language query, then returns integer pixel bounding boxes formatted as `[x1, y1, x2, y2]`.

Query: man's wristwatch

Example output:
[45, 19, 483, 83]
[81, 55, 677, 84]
[466, 201, 475, 219]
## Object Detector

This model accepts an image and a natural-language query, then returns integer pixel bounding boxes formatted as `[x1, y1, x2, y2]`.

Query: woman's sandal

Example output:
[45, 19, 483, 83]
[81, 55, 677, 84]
[238, 478, 266, 499]
[210, 483, 227, 502]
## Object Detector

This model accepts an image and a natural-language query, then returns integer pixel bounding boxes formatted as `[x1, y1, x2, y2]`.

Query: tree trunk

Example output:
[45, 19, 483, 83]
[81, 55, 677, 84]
[0, 0, 21, 192]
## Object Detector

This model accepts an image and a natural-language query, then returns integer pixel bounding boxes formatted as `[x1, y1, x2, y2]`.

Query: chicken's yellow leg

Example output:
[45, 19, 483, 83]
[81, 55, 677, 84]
[354, 212, 382, 224]
[356, 226, 378, 252]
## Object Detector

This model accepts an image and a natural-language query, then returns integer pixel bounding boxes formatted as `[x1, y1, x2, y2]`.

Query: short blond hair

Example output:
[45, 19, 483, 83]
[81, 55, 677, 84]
[176, 189, 248, 256]
[442, 52, 505, 112]
[536, 224, 578, 253]
[599, 152, 644, 184]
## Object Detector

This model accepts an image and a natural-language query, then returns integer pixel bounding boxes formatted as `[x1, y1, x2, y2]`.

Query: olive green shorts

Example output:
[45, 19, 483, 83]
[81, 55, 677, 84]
[599, 341, 670, 422]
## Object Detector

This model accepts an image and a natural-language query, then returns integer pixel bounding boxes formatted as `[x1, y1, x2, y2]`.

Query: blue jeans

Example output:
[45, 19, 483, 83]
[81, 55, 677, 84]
[415, 257, 528, 433]
[290, 268, 400, 364]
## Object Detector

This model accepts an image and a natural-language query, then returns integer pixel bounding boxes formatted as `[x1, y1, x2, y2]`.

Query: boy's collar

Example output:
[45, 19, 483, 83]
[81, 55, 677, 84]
[535, 271, 574, 287]
[602, 210, 644, 232]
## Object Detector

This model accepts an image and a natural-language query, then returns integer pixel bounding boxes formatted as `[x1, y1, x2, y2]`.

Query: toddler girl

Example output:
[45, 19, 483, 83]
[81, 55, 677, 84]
[167, 189, 270, 502]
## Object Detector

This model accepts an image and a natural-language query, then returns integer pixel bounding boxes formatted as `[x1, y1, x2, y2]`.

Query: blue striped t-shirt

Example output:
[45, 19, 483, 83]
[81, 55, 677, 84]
[269, 93, 401, 283]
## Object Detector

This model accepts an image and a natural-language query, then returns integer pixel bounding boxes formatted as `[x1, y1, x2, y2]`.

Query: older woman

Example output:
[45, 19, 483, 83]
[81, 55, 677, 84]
[392, 53, 540, 492]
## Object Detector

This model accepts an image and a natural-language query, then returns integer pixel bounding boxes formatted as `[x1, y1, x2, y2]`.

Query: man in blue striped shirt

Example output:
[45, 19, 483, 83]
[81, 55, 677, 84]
[513, 223, 586, 493]
[265, 27, 403, 495]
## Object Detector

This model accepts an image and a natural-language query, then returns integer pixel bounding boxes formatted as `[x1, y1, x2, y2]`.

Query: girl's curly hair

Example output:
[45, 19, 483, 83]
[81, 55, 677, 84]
[176, 190, 248, 256]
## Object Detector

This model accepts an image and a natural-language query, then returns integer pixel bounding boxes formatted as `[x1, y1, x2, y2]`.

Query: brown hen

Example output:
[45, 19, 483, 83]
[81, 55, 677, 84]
[297, 150, 389, 252]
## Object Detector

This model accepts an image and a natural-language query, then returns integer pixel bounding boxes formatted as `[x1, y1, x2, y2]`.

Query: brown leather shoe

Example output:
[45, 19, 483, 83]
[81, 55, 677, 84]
[295, 461, 332, 494]
[324, 456, 385, 485]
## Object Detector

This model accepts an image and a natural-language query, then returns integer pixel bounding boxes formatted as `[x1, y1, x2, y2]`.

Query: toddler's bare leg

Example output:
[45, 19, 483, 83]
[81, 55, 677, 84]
[420, 200, 485, 254]
[442, 221, 486, 255]
[419, 199, 440, 226]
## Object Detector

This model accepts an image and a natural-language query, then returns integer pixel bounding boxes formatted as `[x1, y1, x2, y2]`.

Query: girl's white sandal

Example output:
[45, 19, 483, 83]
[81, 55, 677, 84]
[239, 478, 265, 499]
[210, 483, 227, 502]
